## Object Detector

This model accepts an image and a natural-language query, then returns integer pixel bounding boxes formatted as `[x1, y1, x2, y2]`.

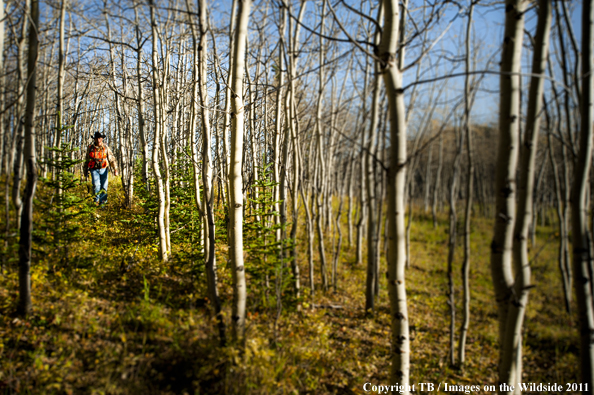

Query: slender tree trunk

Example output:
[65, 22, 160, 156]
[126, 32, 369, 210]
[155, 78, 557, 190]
[379, 0, 410, 387]
[458, 0, 475, 365]
[55, 0, 66, 199]
[221, 0, 238, 203]
[572, 0, 594, 388]
[356, 64, 370, 266]
[17, 0, 39, 317]
[314, 0, 328, 291]
[502, 1, 551, 388]
[229, 0, 251, 340]
[432, 132, 443, 228]
[490, 0, 527, 391]
[285, 0, 307, 301]
[148, 0, 169, 262]
[447, 125, 463, 367]
[186, 0, 226, 344]
[365, 3, 383, 312]
[134, 8, 148, 190]
[424, 142, 433, 213]
[12, 0, 31, 232]
[544, 106, 572, 313]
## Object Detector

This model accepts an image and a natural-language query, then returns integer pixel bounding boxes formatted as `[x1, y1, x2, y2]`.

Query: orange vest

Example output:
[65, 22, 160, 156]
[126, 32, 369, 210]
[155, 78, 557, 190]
[88, 144, 108, 169]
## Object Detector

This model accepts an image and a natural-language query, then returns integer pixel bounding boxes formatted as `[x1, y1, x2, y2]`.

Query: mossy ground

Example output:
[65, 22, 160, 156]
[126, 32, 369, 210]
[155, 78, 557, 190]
[0, 180, 579, 394]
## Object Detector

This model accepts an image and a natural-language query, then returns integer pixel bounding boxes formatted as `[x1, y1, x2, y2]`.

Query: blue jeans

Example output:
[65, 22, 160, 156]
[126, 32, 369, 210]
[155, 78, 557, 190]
[90, 168, 109, 204]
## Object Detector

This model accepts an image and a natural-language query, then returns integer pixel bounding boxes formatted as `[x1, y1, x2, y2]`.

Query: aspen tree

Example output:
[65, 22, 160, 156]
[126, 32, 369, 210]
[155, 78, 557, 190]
[365, 2, 383, 312]
[134, 6, 149, 190]
[284, 0, 307, 300]
[53, 0, 67, 205]
[447, 124, 463, 366]
[229, 0, 251, 339]
[56, 0, 66, 146]
[499, 0, 552, 388]
[104, 3, 124, 198]
[0, 0, 5, 274]
[572, 0, 594, 387]
[37, 43, 52, 179]
[273, 4, 286, 253]
[490, 0, 527, 390]
[302, 137, 316, 294]
[17, 0, 39, 316]
[12, 0, 31, 232]
[356, 63, 370, 267]
[193, 0, 225, 343]
[148, 0, 170, 262]
[221, 0, 238, 200]
[458, 0, 475, 365]
[423, 142, 433, 213]
[432, 131, 443, 228]
[378, 0, 410, 387]
[547, 48, 574, 312]
[544, 102, 571, 313]
[314, 0, 328, 290]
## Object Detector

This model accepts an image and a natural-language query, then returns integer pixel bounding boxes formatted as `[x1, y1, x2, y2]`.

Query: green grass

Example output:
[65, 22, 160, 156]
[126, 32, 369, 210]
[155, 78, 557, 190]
[0, 182, 579, 394]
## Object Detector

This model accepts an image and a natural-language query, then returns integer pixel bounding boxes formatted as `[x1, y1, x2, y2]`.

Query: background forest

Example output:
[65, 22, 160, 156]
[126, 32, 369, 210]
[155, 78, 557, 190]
[0, 0, 590, 394]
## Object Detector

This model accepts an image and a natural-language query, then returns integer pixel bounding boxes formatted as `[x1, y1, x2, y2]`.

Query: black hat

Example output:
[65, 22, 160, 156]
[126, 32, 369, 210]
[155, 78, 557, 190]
[93, 132, 106, 139]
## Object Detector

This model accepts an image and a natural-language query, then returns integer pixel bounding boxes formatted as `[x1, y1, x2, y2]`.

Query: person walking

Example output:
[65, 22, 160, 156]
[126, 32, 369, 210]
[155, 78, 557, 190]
[84, 132, 118, 206]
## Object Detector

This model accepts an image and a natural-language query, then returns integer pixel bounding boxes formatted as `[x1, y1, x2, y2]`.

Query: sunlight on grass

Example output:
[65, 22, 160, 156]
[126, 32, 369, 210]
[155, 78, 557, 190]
[0, 181, 579, 394]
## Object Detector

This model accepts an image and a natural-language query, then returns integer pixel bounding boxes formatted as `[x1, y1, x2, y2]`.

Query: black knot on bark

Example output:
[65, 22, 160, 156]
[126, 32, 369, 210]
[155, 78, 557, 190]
[394, 312, 406, 320]
[497, 212, 511, 223]
[491, 240, 502, 253]
[237, 265, 244, 272]
[509, 115, 517, 123]
[502, 185, 513, 197]
[505, 3, 514, 13]
[512, 299, 522, 308]
[573, 247, 589, 255]
[232, 315, 240, 321]
[235, 203, 242, 208]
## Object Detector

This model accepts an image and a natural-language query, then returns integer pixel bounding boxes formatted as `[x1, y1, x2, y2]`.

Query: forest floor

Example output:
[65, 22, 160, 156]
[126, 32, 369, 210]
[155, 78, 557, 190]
[0, 179, 579, 394]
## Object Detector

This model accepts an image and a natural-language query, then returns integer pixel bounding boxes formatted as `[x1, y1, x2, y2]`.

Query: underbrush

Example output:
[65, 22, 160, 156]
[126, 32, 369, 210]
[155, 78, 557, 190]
[0, 180, 579, 394]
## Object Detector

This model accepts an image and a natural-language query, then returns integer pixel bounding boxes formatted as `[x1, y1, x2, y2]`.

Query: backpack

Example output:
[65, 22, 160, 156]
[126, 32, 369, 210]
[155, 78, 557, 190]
[88, 144, 108, 170]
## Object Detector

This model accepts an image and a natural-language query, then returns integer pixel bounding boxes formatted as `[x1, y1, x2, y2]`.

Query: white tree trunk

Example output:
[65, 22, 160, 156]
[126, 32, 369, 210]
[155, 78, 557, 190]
[379, 0, 410, 387]
[229, 0, 251, 340]
[503, 0, 551, 390]
[148, 0, 169, 262]
[491, 0, 526, 391]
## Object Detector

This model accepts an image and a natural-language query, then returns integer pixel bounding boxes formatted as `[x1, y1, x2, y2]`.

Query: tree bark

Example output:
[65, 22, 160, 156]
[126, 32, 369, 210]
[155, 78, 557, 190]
[572, 0, 594, 388]
[17, 0, 39, 317]
[490, 0, 527, 391]
[502, 1, 551, 387]
[379, 0, 410, 387]
[458, 0, 475, 365]
[365, 3, 383, 312]
[148, 0, 169, 262]
[229, 0, 251, 340]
